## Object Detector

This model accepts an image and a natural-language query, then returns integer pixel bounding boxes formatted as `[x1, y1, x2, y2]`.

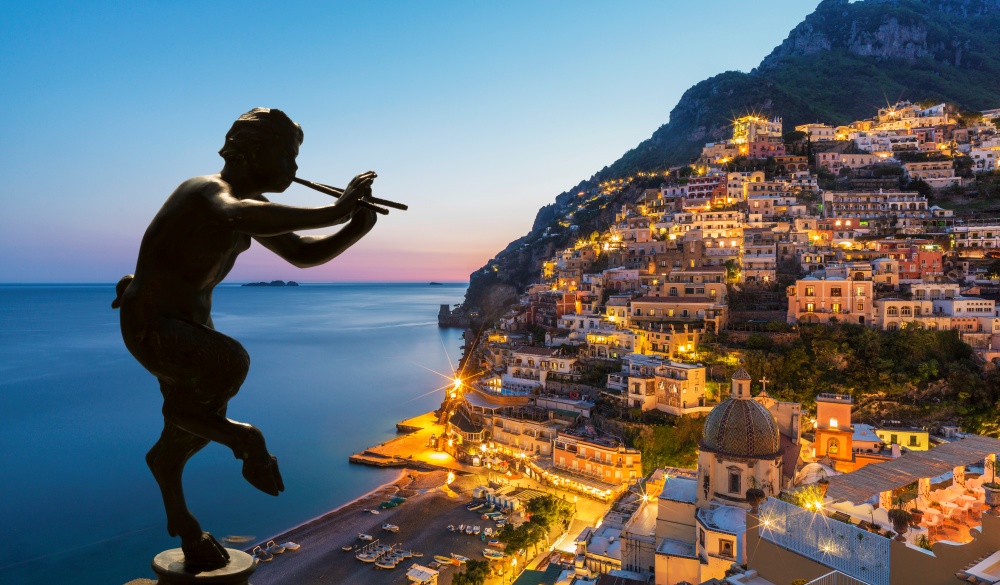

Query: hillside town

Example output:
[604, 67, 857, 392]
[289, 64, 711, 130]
[430, 101, 1000, 585]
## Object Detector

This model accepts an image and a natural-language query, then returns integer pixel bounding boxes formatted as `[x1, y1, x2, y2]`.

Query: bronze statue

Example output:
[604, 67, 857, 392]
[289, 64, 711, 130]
[114, 108, 380, 571]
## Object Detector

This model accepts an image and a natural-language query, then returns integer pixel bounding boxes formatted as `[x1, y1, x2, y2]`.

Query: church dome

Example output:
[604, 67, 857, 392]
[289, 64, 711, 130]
[700, 382, 782, 460]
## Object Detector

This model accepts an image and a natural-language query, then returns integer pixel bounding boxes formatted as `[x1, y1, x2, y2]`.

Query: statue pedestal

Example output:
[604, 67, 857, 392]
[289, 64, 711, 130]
[152, 549, 255, 585]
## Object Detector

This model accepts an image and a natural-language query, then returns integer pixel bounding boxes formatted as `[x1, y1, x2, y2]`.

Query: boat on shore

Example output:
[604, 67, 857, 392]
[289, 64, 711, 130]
[265, 540, 285, 555]
[358, 533, 373, 541]
[281, 541, 300, 551]
[381, 523, 400, 532]
[483, 548, 505, 559]
[451, 553, 470, 564]
[252, 546, 273, 562]
[434, 555, 459, 566]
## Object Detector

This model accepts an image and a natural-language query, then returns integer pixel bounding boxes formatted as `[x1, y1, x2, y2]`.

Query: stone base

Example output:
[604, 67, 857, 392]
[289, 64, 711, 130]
[151, 549, 256, 585]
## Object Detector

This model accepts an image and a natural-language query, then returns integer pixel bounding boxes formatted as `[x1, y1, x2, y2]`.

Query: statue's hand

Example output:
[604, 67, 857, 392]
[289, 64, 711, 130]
[340, 171, 377, 211]
[350, 207, 379, 233]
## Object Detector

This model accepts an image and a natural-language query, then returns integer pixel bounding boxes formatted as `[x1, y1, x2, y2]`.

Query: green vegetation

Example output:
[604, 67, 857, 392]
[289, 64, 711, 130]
[736, 324, 1000, 435]
[496, 495, 574, 564]
[627, 415, 704, 473]
[452, 560, 490, 585]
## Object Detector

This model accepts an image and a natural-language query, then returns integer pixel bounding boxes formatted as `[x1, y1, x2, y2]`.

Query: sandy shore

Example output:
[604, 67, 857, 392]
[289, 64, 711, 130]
[245, 469, 499, 585]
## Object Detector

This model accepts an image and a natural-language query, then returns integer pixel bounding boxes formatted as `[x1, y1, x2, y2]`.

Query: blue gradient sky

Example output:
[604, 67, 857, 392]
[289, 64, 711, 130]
[0, 1, 817, 283]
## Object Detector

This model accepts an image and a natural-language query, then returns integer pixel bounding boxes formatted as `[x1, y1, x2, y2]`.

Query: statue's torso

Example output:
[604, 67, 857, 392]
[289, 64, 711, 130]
[124, 176, 252, 326]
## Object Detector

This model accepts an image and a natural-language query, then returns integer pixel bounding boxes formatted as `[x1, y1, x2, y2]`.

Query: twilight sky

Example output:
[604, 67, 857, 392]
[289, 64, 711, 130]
[0, 1, 817, 283]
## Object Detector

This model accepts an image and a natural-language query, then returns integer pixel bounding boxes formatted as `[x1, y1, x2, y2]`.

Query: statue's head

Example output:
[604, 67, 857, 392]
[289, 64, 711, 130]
[220, 108, 304, 191]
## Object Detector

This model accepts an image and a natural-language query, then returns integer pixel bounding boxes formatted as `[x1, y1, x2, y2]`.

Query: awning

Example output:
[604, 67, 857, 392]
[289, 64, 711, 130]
[826, 434, 1000, 503]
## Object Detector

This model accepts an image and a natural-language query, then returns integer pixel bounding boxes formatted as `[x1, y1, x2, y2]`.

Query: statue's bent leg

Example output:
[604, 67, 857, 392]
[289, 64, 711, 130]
[161, 405, 285, 496]
[155, 320, 284, 496]
[146, 420, 229, 571]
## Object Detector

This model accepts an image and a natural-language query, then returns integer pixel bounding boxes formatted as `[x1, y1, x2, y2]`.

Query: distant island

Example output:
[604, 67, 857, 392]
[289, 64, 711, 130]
[429, 282, 443, 285]
[242, 280, 299, 287]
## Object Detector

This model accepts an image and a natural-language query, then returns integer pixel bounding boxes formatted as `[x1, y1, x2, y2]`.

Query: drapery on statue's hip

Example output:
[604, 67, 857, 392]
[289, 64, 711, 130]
[111, 274, 134, 309]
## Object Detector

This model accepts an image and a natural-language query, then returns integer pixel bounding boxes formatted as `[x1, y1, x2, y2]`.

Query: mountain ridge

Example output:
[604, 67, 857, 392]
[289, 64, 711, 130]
[461, 0, 1000, 318]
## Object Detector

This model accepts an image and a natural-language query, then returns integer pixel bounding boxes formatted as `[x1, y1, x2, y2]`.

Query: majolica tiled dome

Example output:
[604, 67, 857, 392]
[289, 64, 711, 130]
[700, 370, 781, 460]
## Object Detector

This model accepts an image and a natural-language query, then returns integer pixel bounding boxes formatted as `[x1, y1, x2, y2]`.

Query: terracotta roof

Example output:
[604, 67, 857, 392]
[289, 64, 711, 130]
[633, 296, 717, 304]
[826, 434, 1000, 503]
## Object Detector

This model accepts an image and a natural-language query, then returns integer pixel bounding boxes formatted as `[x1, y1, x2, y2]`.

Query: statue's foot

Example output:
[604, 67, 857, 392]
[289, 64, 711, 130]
[182, 532, 230, 572]
[242, 452, 284, 496]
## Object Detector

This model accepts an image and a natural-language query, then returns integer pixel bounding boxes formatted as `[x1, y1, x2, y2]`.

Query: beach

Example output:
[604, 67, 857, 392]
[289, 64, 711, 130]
[245, 470, 499, 585]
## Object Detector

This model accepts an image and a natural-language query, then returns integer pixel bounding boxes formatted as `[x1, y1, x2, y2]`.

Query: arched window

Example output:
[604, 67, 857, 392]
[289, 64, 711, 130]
[828, 438, 840, 455]
[887, 307, 899, 317]
[901, 307, 912, 317]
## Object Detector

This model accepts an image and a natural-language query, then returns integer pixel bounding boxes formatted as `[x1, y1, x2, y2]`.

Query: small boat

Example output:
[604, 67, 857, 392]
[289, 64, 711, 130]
[358, 533, 373, 541]
[467, 502, 486, 511]
[411, 551, 424, 557]
[281, 541, 300, 551]
[484, 527, 493, 537]
[473, 526, 481, 535]
[369, 509, 381, 515]
[342, 544, 354, 551]
[483, 548, 505, 559]
[434, 555, 459, 566]
[265, 540, 285, 555]
[458, 524, 465, 532]
[252, 546, 273, 562]
[356, 552, 378, 562]
[496, 520, 506, 527]
[223, 535, 254, 545]
[381, 523, 400, 533]
[399, 549, 412, 559]
[451, 553, 470, 564]
[465, 525, 473, 535]
[447, 524, 456, 531]
[375, 559, 397, 569]
[487, 539, 502, 548]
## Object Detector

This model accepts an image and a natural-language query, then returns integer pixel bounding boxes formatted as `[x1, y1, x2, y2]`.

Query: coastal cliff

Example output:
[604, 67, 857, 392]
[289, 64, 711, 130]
[460, 0, 1000, 315]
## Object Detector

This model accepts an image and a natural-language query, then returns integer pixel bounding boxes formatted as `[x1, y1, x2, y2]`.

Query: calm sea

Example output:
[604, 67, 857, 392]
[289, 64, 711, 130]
[0, 283, 467, 585]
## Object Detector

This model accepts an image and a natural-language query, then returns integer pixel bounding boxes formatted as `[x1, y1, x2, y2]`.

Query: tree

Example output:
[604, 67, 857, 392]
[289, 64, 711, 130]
[453, 560, 490, 585]
[903, 178, 932, 197]
[987, 260, 1000, 280]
